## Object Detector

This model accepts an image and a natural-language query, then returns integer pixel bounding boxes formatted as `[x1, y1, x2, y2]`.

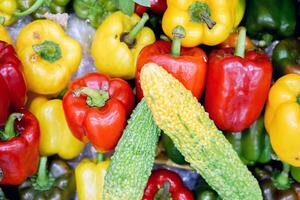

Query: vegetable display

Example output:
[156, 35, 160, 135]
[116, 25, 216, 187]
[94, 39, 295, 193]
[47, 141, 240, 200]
[140, 63, 262, 200]
[0, 111, 40, 185]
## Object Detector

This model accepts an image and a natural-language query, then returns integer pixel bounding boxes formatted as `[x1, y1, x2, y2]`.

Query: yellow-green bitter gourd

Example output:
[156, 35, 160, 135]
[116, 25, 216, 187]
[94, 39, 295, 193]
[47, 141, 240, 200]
[140, 63, 262, 200]
[103, 99, 160, 200]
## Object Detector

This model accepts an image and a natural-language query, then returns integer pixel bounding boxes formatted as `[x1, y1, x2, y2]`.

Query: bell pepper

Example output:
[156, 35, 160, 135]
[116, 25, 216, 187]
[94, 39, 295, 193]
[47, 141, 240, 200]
[0, 25, 12, 44]
[29, 95, 85, 160]
[142, 168, 193, 200]
[75, 153, 110, 200]
[73, 0, 118, 28]
[272, 38, 300, 78]
[135, 0, 167, 16]
[254, 164, 300, 200]
[136, 26, 207, 100]
[291, 166, 300, 183]
[204, 27, 272, 132]
[0, 76, 10, 127]
[91, 11, 155, 79]
[161, 0, 239, 47]
[63, 72, 135, 152]
[16, 19, 82, 95]
[219, 29, 254, 50]
[161, 133, 187, 165]
[234, 0, 245, 28]
[224, 116, 272, 166]
[264, 74, 300, 167]
[14, 0, 71, 19]
[195, 180, 219, 200]
[0, 0, 17, 26]
[245, 0, 297, 41]
[0, 111, 40, 185]
[0, 41, 27, 112]
[19, 157, 76, 200]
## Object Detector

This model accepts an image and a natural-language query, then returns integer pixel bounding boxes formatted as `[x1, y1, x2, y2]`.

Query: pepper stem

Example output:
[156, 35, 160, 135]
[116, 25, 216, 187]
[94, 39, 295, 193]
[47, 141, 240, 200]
[0, 17, 5, 25]
[171, 26, 186, 56]
[32, 40, 62, 63]
[234, 27, 246, 58]
[0, 188, 5, 199]
[0, 113, 22, 141]
[297, 93, 300, 105]
[36, 157, 49, 187]
[14, 0, 45, 17]
[122, 13, 149, 47]
[273, 162, 291, 190]
[73, 87, 109, 108]
[96, 153, 104, 164]
[189, 2, 216, 29]
[154, 181, 172, 200]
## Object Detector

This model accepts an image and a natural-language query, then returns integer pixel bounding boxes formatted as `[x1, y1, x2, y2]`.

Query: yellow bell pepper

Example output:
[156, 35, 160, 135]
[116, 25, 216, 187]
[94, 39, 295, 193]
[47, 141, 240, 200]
[162, 0, 239, 47]
[29, 95, 85, 160]
[234, 0, 246, 27]
[75, 154, 110, 200]
[0, 0, 17, 26]
[91, 11, 155, 79]
[265, 74, 300, 167]
[0, 24, 12, 44]
[16, 19, 82, 95]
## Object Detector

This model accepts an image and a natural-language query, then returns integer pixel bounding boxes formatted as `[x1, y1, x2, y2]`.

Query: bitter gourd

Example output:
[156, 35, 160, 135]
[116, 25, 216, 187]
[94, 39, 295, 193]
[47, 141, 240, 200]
[103, 99, 160, 200]
[140, 63, 262, 200]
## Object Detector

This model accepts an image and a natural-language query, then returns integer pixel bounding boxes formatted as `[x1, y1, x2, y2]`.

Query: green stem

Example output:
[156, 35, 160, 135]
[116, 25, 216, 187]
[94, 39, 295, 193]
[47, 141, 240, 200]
[122, 13, 149, 46]
[0, 17, 5, 25]
[199, 11, 216, 29]
[0, 187, 5, 199]
[96, 153, 104, 164]
[234, 27, 246, 58]
[297, 93, 300, 105]
[189, 2, 216, 29]
[154, 181, 172, 200]
[274, 163, 291, 190]
[0, 113, 22, 141]
[32, 40, 62, 63]
[36, 157, 48, 187]
[14, 0, 45, 17]
[73, 87, 109, 107]
[171, 26, 186, 56]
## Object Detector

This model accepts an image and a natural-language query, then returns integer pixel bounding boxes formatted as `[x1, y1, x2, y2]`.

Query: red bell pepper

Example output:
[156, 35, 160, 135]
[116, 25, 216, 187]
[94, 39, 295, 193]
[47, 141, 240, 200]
[142, 168, 194, 200]
[135, 0, 167, 16]
[204, 27, 272, 132]
[63, 72, 135, 152]
[136, 26, 207, 100]
[0, 111, 40, 185]
[0, 41, 27, 125]
[0, 76, 10, 126]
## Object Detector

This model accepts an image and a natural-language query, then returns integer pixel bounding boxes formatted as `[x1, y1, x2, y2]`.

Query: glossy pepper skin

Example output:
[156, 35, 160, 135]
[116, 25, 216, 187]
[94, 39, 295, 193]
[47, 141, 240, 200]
[16, 0, 71, 19]
[254, 164, 300, 200]
[264, 74, 300, 167]
[75, 155, 110, 200]
[0, 111, 40, 185]
[63, 72, 135, 152]
[73, 0, 117, 28]
[162, 133, 187, 165]
[135, 0, 167, 16]
[272, 38, 300, 78]
[0, 0, 17, 26]
[204, 28, 272, 132]
[29, 96, 85, 160]
[0, 41, 27, 111]
[162, 0, 239, 47]
[16, 20, 82, 95]
[225, 116, 272, 166]
[19, 157, 76, 200]
[0, 76, 9, 126]
[91, 11, 155, 79]
[135, 39, 207, 100]
[245, 0, 297, 40]
[142, 169, 194, 200]
[0, 25, 13, 44]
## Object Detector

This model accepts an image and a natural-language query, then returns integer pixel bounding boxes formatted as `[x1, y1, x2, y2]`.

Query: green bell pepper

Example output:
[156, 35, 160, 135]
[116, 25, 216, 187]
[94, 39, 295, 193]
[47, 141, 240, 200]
[272, 38, 300, 78]
[14, 0, 71, 19]
[291, 166, 300, 183]
[161, 133, 187, 165]
[73, 0, 118, 28]
[224, 116, 272, 166]
[194, 179, 220, 200]
[245, 0, 297, 41]
[18, 157, 75, 200]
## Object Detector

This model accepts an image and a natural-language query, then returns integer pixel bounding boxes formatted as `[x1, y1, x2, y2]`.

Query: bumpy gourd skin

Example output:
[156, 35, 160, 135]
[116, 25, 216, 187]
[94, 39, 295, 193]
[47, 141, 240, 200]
[103, 100, 161, 200]
[140, 63, 262, 200]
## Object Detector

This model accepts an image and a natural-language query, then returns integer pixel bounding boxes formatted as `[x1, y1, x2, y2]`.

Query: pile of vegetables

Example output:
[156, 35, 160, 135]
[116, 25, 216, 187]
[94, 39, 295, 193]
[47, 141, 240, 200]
[0, 0, 300, 199]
